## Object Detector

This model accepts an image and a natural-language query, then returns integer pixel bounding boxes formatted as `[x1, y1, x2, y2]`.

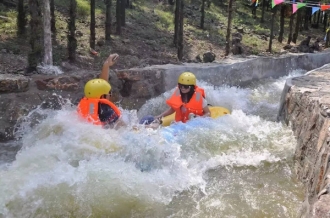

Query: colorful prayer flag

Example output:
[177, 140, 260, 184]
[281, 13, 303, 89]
[312, 7, 320, 15]
[292, 3, 298, 14]
[321, 5, 330, 11]
[273, 0, 284, 6]
[297, 3, 306, 9]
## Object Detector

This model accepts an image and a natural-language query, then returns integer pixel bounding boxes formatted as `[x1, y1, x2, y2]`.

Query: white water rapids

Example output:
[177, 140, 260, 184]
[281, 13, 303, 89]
[0, 70, 306, 218]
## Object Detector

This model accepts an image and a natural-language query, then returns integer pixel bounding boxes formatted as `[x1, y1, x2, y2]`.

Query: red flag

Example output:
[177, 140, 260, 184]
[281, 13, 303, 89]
[321, 4, 330, 11]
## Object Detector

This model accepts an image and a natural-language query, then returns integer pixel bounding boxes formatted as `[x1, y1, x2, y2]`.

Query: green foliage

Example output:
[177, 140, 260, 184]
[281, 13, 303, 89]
[242, 34, 261, 47]
[0, 0, 327, 69]
[55, 0, 103, 17]
[0, 9, 17, 36]
[254, 24, 269, 35]
[76, 0, 90, 17]
[208, 5, 227, 24]
[154, 8, 174, 31]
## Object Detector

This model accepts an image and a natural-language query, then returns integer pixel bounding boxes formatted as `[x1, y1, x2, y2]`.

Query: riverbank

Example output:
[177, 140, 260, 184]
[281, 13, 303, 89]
[279, 63, 330, 217]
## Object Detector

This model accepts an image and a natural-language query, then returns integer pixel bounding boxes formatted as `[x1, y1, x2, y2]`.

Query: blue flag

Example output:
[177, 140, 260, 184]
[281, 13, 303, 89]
[312, 7, 320, 15]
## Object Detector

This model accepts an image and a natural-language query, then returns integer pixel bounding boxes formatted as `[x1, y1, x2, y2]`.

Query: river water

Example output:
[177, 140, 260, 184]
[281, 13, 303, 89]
[0, 70, 305, 218]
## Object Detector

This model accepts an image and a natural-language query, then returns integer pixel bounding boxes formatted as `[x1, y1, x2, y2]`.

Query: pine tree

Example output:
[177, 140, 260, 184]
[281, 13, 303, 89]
[27, 0, 42, 73]
[17, 0, 27, 36]
[68, 0, 77, 62]
[90, 0, 96, 49]
[225, 0, 234, 55]
[105, 0, 112, 41]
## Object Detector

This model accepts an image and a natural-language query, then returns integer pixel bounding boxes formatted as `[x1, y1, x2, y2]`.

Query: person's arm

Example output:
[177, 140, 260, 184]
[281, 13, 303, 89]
[202, 106, 211, 117]
[201, 97, 211, 117]
[190, 98, 211, 119]
[155, 107, 175, 120]
[99, 53, 119, 81]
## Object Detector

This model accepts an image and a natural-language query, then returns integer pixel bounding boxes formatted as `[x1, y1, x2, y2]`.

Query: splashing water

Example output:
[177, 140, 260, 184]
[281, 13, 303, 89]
[0, 70, 306, 218]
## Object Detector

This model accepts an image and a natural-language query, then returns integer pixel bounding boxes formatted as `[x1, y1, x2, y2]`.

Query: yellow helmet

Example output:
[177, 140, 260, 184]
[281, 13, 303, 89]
[178, 72, 196, 85]
[84, 79, 111, 99]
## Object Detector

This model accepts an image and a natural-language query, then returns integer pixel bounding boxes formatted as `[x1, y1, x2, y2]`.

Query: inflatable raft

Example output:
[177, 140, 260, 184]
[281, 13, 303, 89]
[161, 106, 230, 126]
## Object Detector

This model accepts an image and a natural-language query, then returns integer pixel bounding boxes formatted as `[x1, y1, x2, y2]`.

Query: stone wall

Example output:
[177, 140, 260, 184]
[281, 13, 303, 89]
[278, 64, 330, 217]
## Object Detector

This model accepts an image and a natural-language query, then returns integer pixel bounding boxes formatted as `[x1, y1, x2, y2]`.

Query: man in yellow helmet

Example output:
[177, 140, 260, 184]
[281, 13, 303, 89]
[77, 54, 124, 128]
[154, 72, 211, 123]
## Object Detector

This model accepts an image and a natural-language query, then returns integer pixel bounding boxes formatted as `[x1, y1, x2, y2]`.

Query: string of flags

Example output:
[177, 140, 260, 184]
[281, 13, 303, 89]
[271, 0, 330, 14]
[251, 0, 330, 39]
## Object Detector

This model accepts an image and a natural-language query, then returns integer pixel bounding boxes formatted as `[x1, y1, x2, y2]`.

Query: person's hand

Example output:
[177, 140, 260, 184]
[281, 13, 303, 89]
[154, 115, 163, 124]
[104, 53, 119, 67]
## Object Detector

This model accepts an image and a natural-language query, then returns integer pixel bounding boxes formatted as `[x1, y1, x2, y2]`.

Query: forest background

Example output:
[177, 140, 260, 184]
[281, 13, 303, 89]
[0, 0, 329, 73]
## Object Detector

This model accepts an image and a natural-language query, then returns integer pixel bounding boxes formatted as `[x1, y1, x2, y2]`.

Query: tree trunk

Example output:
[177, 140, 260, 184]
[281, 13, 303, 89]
[126, 0, 130, 8]
[68, 0, 77, 62]
[292, 9, 301, 43]
[50, 0, 56, 35]
[121, 0, 126, 26]
[323, 13, 328, 32]
[207, 0, 210, 8]
[116, 0, 121, 34]
[90, 0, 96, 49]
[17, 0, 26, 36]
[303, 8, 309, 30]
[287, 14, 294, 44]
[200, 0, 205, 29]
[28, 0, 42, 72]
[268, 6, 277, 52]
[260, 0, 265, 23]
[278, 4, 285, 43]
[43, 0, 53, 65]
[105, 0, 112, 41]
[177, 0, 184, 60]
[225, 0, 234, 56]
[173, 0, 180, 47]
[317, 10, 320, 27]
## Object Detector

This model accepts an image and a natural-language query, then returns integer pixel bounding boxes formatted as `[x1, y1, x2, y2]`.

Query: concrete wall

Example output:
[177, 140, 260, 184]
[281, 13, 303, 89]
[138, 51, 330, 90]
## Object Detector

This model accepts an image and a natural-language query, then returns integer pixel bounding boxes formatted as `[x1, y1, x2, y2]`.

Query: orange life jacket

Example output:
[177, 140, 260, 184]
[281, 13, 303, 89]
[196, 86, 205, 98]
[166, 87, 205, 123]
[77, 97, 121, 125]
